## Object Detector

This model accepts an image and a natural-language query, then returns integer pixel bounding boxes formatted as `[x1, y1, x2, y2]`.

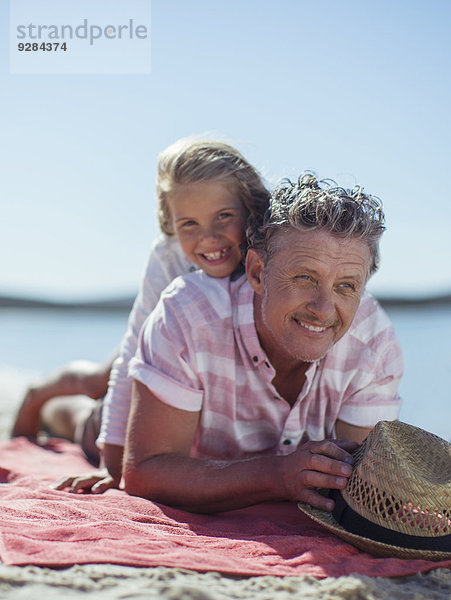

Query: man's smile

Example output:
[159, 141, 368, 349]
[291, 315, 337, 335]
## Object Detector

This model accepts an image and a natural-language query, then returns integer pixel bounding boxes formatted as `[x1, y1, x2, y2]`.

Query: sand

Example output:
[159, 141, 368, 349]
[0, 366, 449, 600]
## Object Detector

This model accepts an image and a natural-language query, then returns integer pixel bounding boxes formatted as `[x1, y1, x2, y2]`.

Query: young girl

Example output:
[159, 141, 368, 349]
[12, 136, 270, 493]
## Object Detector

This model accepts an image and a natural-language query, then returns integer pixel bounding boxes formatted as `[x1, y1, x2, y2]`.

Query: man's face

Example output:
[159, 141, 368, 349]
[246, 228, 371, 365]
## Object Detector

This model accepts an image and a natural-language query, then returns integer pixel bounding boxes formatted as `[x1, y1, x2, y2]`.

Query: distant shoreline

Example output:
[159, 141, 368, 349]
[0, 295, 134, 312]
[1, 292, 451, 311]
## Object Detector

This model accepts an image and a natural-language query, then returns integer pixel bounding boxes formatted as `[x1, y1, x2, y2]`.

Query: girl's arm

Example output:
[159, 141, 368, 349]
[98, 235, 192, 449]
[52, 237, 192, 493]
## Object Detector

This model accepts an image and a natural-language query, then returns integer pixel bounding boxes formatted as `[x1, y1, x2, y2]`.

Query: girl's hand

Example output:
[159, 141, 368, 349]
[51, 468, 120, 494]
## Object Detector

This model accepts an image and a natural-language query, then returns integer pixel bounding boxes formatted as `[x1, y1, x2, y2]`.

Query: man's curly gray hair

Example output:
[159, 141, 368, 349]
[246, 173, 386, 277]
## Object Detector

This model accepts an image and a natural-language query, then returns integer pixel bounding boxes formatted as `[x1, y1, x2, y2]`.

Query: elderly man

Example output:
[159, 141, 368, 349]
[124, 174, 402, 514]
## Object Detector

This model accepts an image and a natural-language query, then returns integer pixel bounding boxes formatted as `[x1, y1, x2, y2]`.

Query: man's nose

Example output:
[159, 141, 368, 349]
[306, 287, 335, 321]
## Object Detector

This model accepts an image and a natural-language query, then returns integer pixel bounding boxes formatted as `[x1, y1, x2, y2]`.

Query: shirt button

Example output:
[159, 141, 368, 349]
[283, 439, 292, 445]
[253, 356, 258, 362]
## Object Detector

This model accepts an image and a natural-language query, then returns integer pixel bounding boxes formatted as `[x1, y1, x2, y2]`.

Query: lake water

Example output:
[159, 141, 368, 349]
[0, 304, 450, 441]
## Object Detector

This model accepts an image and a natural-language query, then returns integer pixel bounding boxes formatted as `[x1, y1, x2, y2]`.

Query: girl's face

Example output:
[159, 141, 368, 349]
[169, 180, 248, 278]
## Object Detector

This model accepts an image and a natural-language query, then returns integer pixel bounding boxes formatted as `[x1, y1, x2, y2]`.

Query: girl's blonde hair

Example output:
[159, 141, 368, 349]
[156, 137, 270, 236]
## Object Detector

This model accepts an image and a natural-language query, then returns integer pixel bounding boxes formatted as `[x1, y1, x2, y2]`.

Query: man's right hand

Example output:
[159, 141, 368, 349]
[280, 439, 358, 511]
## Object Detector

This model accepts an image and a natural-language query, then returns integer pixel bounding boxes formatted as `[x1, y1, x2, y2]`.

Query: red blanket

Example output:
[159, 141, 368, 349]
[0, 438, 449, 577]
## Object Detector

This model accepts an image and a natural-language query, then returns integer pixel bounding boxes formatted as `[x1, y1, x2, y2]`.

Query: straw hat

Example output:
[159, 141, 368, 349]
[298, 420, 451, 560]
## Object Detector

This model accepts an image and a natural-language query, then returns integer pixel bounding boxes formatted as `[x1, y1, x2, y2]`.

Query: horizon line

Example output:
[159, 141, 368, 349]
[1, 291, 451, 312]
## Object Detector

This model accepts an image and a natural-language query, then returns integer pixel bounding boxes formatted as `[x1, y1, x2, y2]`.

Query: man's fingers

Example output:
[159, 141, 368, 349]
[298, 488, 336, 512]
[306, 451, 353, 478]
[308, 439, 357, 464]
[299, 468, 349, 491]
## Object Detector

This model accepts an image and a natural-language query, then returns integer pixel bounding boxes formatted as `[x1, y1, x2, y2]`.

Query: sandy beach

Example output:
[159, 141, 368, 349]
[0, 366, 449, 599]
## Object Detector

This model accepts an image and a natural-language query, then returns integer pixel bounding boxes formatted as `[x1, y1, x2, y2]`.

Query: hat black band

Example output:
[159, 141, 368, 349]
[330, 489, 451, 552]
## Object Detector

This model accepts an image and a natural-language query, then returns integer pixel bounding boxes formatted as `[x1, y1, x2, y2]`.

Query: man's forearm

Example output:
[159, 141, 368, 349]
[124, 453, 285, 513]
[123, 381, 357, 514]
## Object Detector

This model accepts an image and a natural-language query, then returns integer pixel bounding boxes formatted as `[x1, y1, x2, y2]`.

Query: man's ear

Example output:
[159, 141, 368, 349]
[245, 249, 265, 295]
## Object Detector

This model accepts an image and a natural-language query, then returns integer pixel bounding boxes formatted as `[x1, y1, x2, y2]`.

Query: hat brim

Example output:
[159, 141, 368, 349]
[298, 502, 451, 561]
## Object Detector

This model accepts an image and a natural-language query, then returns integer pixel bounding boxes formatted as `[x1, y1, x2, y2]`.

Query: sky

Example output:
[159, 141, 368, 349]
[1, 0, 451, 301]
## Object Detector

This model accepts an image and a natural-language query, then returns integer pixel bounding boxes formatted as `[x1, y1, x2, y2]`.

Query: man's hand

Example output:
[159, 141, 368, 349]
[280, 439, 358, 511]
[51, 467, 120, 494]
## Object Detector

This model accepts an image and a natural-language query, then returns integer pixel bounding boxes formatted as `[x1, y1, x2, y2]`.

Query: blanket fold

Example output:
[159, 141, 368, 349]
[0, 438, 449, 577]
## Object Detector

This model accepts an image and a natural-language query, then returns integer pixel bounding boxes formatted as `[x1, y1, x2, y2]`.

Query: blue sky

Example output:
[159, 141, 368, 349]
[1, 0, 450, 301]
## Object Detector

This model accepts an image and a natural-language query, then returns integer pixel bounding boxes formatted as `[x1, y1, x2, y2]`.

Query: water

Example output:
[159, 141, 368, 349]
[0, 308, 128, 371]
[383, 305, 451, 441]
[0, 304, 450, 441]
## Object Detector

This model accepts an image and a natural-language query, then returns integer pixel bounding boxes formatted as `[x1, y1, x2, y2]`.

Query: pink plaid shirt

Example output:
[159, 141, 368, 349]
[129, 272, 403, 459]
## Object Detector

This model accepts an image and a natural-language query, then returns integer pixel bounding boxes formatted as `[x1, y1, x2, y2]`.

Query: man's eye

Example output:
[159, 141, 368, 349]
[296, 274, 311, 282]
[338, 282, 355, 290]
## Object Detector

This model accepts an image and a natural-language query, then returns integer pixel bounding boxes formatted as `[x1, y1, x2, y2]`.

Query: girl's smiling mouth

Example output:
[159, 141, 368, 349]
[199, 247, 232, 262]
